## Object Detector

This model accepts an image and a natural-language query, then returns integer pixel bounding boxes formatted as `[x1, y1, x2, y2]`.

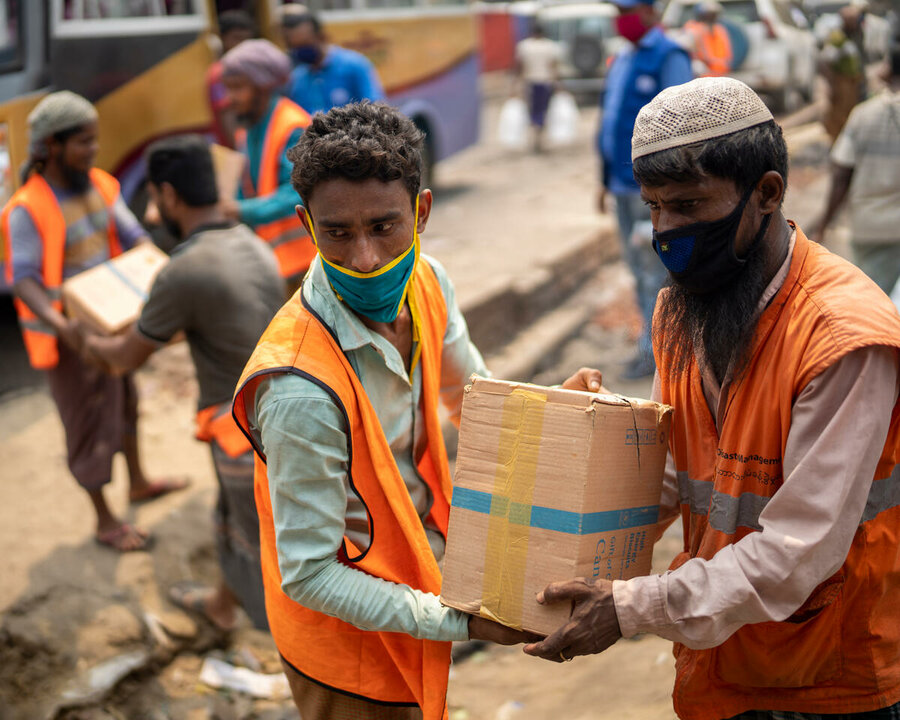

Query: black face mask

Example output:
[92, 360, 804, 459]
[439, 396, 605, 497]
[652, 185, 772, 295]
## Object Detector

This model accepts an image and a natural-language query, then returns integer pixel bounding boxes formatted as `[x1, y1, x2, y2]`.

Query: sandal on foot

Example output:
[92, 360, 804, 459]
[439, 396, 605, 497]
[168, 580, 236, 632]
[130, 477, 190, 504]
[95, 523, 151, 552]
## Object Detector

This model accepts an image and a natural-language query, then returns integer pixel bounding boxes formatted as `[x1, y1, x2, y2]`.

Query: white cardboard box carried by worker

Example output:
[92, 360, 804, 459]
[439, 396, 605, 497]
[440, 376, 673, 636]
[62, 242, 168, 335]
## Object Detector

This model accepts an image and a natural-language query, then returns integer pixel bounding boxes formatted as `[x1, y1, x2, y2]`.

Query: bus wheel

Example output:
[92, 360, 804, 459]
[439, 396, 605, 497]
[414, 118, 436, 189]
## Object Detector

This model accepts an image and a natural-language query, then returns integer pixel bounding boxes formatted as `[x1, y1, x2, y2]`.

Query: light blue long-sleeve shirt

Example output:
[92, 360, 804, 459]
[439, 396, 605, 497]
[245, 254, 487, 641]
[286, 45, 385, 116]
[237, 96, 304, 227]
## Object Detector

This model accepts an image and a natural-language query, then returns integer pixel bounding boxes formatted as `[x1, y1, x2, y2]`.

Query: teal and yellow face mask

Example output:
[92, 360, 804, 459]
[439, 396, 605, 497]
[307, 197, 420, 324]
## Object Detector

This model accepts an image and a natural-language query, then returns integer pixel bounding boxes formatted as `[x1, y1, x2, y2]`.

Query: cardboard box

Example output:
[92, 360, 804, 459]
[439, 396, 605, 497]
[62, 243, 168, 335]
[440, 376, 673, 636]
[210, 142, 246, 201]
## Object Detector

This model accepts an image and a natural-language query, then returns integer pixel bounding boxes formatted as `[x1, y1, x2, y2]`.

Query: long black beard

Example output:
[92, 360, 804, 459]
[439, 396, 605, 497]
[653, 241, 771, 385]
[62, 164, 91, 193]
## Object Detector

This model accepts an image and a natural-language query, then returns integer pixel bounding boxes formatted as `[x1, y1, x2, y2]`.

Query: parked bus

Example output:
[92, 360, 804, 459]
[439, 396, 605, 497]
[265, 0, 481, 182]
[0, 0, 481, 283]
[0, 1, 215, 209]
[0, 0, 216, 284]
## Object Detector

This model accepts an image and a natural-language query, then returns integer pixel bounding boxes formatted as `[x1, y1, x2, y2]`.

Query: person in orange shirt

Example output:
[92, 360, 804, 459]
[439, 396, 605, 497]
[684, 1, 733, 77]
[527, 78, 900, 720]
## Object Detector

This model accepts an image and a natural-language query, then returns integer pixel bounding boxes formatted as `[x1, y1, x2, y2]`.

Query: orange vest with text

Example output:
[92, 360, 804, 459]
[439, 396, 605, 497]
[232, 260, 454, 720]
[684, 20, 733, 76]
[654, 228, 900, 719]
[237, 98, 315, 280]
[2, 169, 122, 369]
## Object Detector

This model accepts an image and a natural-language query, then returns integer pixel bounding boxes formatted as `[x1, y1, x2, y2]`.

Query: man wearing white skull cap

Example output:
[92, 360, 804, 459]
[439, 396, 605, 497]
[2, 91, 187, 552]
[527, 78, 900, 720]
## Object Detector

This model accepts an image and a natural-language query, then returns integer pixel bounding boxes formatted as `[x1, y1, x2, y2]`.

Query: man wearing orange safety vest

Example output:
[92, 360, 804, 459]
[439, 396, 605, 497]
[683, 1, 733, 77]
[527, 78, 900, 720]
[2, 91, 186, 553]
[84, 135, 284, 631]
[219, 39, 315, 292]
[232, 102, 535, 720]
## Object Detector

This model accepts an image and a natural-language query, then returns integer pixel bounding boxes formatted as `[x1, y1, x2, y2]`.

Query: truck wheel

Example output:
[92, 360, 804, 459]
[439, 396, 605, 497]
[571, 35, 604, 76]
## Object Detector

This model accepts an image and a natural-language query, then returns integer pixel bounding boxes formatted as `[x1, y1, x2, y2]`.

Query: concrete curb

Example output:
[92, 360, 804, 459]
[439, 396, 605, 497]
[459, 217, 620, 358]
[442, 219, 621, 460]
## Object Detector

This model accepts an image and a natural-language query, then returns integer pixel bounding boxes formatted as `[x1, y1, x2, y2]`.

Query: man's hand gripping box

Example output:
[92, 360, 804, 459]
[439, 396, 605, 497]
[440, 376, 673, 636]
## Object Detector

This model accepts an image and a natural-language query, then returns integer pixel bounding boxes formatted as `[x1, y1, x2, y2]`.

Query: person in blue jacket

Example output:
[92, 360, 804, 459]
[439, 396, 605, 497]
[599, 0, 692, 379]
[281, 7, 385, 115]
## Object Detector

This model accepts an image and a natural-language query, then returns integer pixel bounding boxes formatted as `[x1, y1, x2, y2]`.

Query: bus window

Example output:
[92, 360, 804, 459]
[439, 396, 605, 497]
[53, 0, 206, 38]
[299, 0, 354, 11]
[364, 0, 415, 8]
[0, 0, 22, 73]
[62, 1, 197, 19]
[49, 0, 210, 114]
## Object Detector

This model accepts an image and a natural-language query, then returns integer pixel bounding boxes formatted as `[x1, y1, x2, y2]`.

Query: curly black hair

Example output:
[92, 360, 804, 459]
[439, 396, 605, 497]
[287, 101, 424, 207]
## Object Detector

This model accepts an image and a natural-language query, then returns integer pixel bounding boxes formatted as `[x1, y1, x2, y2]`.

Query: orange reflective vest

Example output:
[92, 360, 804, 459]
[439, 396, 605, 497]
[237, 98, 315, 280]
[654, 228, 900, 719]
[195, 402, 252, 458]
[233, 259, 454, 719]
[684, 20, 732, 76]
[1, 169, 123, 369]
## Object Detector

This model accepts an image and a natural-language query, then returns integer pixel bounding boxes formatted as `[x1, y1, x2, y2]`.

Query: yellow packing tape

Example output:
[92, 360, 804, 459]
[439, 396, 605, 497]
[481, 388, 547, 629]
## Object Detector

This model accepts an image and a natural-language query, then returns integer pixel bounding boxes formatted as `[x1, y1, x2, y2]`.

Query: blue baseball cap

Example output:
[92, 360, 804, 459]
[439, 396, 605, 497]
[614, 0, 656, 8]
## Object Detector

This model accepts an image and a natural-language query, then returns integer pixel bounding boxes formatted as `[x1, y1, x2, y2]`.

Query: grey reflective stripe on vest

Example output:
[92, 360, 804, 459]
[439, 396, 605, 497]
[677, 471, 713, 515]
[680, 463, 900, 534]
[860, 464, 900, 524]
[678, 470, 770, 533]
[46, 286, 62, 301]
[20, 317, 56, 335]
[269, 227, 308, 250]
[709, 490, 769, 533]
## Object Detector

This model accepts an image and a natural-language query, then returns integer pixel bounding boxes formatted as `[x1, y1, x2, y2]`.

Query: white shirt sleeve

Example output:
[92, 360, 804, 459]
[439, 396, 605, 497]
[830, 113, 859, 168]
[613, 346, 899, 649]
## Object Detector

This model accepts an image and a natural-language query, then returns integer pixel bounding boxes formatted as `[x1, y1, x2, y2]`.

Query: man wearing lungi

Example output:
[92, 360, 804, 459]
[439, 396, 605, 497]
[85, 135, 284, 630]
[2, 92, 187, 552]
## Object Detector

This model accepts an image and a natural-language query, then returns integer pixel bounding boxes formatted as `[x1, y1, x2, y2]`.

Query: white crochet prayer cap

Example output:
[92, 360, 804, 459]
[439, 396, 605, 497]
[631, 77, 774, 161]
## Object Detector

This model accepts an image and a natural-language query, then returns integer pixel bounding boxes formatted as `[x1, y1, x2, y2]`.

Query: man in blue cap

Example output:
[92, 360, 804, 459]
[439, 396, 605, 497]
[598, 0, 692, 378]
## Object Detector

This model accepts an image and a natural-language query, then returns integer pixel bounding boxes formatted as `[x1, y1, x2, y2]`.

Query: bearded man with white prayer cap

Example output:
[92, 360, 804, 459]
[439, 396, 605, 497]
[526, 77, 900, 720]
[1, 91, 186, 553]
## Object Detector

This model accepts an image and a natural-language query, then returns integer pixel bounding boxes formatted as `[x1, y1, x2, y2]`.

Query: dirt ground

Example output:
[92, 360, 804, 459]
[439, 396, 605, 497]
[0, 89, 845, 719]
